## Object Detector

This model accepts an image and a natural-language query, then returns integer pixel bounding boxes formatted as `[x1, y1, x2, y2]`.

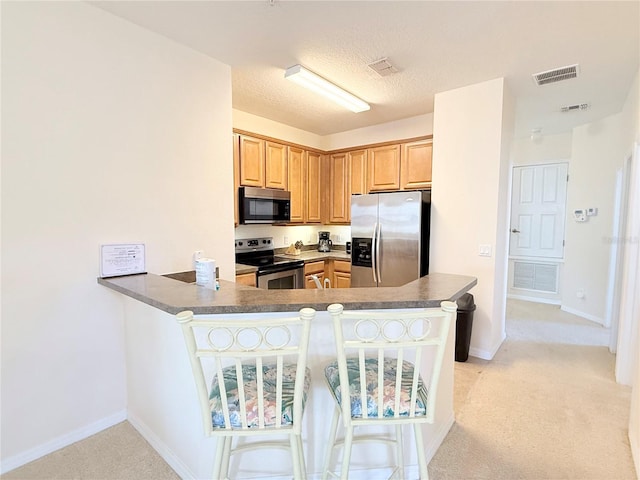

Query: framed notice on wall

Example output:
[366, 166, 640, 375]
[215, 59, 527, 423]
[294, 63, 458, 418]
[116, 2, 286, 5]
[100, 243, 146, 278]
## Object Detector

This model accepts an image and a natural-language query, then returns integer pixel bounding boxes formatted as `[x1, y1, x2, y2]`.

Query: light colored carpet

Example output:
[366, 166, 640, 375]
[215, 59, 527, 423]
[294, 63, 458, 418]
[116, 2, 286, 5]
[3, 300, 636, 479]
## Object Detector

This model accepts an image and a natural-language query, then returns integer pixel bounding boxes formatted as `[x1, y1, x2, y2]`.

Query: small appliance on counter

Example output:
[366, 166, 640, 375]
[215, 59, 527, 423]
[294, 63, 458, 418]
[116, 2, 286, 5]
[318, 231, 333, 252]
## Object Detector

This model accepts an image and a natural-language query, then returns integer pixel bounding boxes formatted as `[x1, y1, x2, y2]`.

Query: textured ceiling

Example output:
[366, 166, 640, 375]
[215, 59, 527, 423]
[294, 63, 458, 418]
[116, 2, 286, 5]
[91, 1, 639, 138]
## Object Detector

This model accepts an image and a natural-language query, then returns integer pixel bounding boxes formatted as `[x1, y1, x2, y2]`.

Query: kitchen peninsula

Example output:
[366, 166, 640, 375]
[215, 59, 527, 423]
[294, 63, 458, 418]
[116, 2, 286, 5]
[99, 271, 475, 314]
[99, 272, 476, 479]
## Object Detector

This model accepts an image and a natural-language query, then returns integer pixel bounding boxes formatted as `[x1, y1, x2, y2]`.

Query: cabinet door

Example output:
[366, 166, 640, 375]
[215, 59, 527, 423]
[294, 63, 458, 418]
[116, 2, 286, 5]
[265, 141, 287, 190]
[239, 135, 265, 187]
[306, 151, 322, 223]
[332, 271, 351, 289]
[349, 149, 367, 195]
[288, 146, 305, 223]
[235, 273, 256, 287]
[304, 261, 325, 289]
[401, 140, 432, 190]
[368, 144, 401, 192]
[329, 153, 351, 223]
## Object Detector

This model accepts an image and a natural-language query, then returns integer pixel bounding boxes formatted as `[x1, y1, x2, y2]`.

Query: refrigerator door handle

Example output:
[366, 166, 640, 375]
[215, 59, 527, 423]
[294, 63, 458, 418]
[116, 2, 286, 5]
[375, 221, 382, 284]
[371, 222, 378, 283]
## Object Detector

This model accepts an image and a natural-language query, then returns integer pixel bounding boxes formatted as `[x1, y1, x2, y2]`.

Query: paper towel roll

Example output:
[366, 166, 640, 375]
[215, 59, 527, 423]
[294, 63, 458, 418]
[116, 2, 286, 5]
[195, 258, 216, 289]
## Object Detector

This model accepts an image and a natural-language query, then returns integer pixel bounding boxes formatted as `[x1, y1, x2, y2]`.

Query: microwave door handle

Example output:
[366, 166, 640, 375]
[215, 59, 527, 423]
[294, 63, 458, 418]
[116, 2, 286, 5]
[376, 222, 382, 285]
[371, 222, 378, 283]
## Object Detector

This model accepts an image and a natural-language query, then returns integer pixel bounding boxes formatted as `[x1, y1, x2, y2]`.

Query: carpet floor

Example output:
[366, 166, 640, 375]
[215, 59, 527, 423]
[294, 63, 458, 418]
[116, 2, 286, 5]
[3, 300, 636, 479]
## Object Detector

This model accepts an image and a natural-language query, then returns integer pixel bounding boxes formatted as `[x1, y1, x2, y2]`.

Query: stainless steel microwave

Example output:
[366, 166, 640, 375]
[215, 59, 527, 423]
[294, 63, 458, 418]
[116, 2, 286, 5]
[239, 187, 291, 224]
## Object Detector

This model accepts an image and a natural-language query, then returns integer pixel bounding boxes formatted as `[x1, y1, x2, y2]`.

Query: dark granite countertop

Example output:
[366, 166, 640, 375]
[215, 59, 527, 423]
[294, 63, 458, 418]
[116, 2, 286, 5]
[98, 272, 477, 315]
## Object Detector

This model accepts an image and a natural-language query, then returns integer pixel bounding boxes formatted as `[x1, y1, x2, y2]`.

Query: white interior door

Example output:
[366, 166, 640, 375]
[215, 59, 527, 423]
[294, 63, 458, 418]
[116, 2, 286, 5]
[510, 163, 568, 258]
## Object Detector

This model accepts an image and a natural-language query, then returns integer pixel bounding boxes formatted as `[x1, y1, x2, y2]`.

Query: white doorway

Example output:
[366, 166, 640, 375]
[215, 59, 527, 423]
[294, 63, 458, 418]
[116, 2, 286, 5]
[508, 163, 568, 303]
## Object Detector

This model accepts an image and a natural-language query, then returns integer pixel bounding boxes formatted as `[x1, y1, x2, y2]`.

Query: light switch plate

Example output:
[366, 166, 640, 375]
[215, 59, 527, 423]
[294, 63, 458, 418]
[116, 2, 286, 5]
[479, 244, 492, 257]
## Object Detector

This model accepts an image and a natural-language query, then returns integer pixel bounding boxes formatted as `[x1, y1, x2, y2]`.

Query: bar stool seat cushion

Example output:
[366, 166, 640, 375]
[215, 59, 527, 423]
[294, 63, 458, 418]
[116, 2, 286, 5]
[324, 357, 428, 418]
[210, 364, 311, 429]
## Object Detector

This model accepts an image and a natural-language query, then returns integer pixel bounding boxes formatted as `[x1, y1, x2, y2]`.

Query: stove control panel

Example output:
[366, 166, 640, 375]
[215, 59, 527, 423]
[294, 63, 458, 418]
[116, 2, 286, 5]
[235, 237, 273, 253]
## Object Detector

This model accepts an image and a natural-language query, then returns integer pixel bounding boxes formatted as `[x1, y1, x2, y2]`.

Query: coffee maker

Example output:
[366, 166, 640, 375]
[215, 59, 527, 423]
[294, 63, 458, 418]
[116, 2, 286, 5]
[318, 231, 332, 252]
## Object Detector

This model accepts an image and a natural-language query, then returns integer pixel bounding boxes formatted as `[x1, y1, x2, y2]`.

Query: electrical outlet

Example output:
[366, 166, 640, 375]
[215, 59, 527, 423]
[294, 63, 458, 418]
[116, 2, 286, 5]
[478, 244, 492, 257]
[336, 234, 341, 242]
[193, 250, 203, 267]
[576, 288, 585, 299]
[284, 236, 289, 245]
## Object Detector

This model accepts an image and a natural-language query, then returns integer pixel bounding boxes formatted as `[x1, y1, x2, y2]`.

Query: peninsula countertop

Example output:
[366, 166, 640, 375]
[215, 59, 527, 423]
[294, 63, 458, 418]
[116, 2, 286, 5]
[98, 272, 477, 315]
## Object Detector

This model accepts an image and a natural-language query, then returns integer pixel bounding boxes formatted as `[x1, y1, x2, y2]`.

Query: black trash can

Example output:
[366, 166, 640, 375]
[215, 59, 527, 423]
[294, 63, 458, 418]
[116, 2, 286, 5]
[455, 293, 476, 362]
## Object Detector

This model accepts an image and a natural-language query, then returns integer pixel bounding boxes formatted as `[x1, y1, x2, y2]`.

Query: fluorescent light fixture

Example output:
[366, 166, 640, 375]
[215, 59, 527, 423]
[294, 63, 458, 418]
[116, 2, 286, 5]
[285, 64, 370, 113]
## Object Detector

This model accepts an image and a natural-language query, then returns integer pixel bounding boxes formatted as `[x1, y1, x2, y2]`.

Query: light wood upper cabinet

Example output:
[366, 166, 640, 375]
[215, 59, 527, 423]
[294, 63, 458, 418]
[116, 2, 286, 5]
[368, 144, 401, 192]
[401, 140, 432, 190]
[349, 149, 367, 196]
[306, 151, 322, 223]
[288, 146, 305, 223]
[264, 141, 287, 190]
[329, 153, 351, 224]
[238, 135, 287, 190]
[238, 135, 265, 187]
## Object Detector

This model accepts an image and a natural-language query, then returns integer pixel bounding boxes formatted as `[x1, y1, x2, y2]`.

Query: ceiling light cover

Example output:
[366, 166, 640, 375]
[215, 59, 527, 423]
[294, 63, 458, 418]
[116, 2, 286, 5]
[285, 64, 370, 113]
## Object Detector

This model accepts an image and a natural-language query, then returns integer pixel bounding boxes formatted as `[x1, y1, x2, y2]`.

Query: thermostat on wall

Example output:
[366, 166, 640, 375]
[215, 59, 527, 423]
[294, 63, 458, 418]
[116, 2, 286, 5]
[573, 209, 587, 222]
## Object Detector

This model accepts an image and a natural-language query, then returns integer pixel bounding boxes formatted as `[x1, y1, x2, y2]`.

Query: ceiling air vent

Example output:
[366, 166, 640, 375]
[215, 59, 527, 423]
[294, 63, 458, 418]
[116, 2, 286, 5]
[368, 58, 398, 77]
[532, 64, 579, 86]
[560, 103, 590, 113]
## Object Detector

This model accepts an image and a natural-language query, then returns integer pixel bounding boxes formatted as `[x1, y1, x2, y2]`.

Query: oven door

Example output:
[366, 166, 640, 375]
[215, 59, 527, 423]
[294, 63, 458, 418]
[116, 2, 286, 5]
[257, 266, 304, 289]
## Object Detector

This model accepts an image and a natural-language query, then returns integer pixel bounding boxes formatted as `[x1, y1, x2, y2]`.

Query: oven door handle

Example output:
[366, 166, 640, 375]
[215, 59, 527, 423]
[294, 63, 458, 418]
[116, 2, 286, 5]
[257, 263, 304, 275]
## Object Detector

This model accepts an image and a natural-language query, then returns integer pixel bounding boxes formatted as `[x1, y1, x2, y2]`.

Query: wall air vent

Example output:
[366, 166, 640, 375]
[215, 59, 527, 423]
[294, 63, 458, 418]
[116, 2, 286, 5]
[532, 64, 579, 86]
[560, 103, 590, 113]
[367, 58, 398, 77]
[513, 261, 558, 293]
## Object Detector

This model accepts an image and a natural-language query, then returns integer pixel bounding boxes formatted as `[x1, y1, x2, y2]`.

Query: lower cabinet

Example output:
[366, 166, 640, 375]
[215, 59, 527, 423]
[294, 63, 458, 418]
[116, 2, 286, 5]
[235, 272, 256, 287]
[331, 260, 351, 289]
[304, 261, 325, 289]
[305, 259, 351, 289]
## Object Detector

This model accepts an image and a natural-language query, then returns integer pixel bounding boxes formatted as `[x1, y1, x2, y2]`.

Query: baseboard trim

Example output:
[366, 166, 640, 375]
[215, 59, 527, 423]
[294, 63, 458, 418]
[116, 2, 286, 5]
[127, 411, 197, 480]
[0, 410, 127, 475]
[630, 427, 639, 480]
[560, 305, 605, 326]
[507, 294, 561, 306]
[469, 333, 506, 361]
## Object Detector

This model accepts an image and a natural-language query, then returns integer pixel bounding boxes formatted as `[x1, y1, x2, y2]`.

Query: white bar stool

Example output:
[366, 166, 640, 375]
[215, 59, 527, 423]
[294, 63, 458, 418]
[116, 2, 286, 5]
[177, 308, 315, 479]
[321, 302, 457, 480]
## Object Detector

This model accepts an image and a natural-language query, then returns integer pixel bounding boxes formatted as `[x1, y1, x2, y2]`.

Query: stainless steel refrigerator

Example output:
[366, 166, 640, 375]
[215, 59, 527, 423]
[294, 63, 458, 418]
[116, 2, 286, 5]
[350, 190, 431, 287]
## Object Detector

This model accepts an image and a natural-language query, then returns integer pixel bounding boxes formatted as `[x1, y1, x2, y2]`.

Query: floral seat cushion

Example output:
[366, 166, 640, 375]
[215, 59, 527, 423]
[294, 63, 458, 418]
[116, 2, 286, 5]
[324, 357, 428, 418]
[209, 363, 311, 429]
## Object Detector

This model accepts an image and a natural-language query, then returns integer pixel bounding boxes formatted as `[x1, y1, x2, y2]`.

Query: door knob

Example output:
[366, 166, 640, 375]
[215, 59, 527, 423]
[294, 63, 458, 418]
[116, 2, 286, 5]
[511, 228, 520, 233]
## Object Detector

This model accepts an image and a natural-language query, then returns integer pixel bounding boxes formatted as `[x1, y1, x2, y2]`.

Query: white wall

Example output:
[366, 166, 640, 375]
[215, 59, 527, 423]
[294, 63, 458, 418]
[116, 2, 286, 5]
[511, 132, 573, 166]
[233, 109, 325, 151]
[325, 113, 434, 151]
[1, 2, 234, 471]
[616, 68, 640, 475]
[430, 78, 513, 360]
[561, 113, 625, 324]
